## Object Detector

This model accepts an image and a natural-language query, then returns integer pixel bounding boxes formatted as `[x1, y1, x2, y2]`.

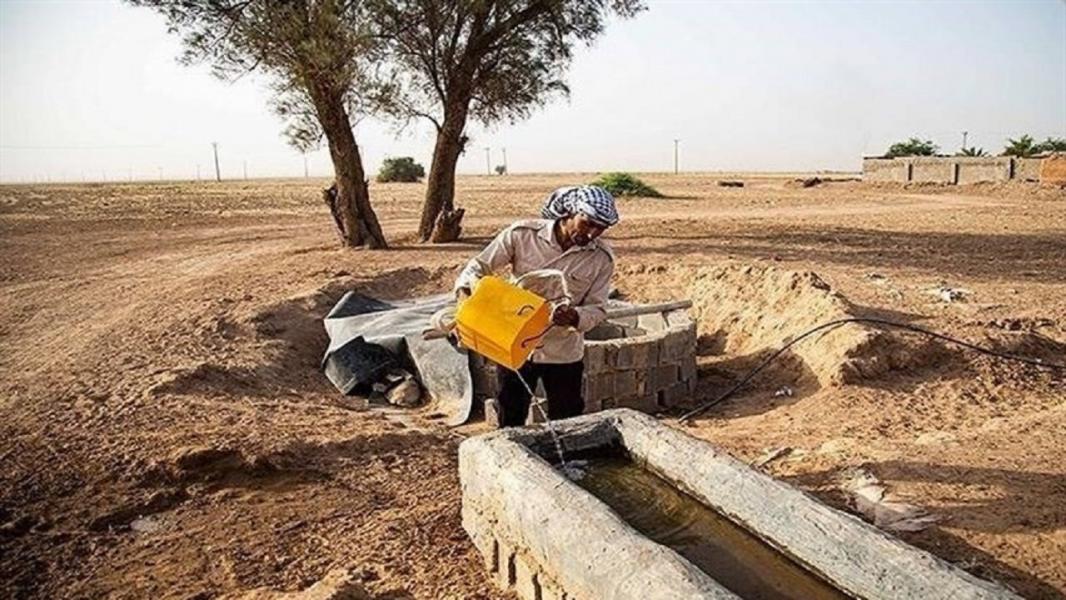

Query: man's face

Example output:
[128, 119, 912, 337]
[564, 213, 608, 247]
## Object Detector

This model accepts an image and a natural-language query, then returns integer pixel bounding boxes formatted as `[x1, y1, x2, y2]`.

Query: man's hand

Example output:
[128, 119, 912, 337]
[551, 304, 579, 328]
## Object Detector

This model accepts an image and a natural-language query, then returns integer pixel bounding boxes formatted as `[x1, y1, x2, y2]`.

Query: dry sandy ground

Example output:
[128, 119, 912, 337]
[1, 174, 1064, 599]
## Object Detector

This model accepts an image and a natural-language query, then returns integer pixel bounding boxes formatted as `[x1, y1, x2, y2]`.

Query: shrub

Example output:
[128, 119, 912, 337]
[957, 146, 987, 157]
[1034, 137, 1066, 154]
[1002, 135, 1038, 158]
[591, 172, 663, 198]
[376, 157, 425, 183]
[884, 138, 938, 158]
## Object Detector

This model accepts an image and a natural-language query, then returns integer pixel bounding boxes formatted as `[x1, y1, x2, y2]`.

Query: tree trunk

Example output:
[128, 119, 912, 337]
[419, 97, 472, 242]
[314, 89, 387, 249]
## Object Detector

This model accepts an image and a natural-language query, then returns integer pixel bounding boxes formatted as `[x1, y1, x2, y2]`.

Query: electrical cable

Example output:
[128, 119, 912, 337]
[677, 317, 1066, 424]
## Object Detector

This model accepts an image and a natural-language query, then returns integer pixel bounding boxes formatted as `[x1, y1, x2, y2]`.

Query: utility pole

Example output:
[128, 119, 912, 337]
[197, 164, 201, 182]
[961, 131, 968, 150]
[484, 147, 491, 175]
[212, 142, 221, 182]
[157, 166, 163, 181]
[303, 153, 309, 178]
[502, 147, 508, 174]
[673, 139, 680, 174]
[243, 160, 248, 180]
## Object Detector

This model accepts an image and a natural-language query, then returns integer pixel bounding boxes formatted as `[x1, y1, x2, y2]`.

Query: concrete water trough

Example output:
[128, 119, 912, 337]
[460, 409, 1019, 600]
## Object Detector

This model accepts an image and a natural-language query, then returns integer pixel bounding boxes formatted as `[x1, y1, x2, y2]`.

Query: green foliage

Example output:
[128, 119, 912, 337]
[129, 0, 378, 153]
[376, 157, 425, 183]
[591, 172, 663, 198]
[884, 138, 938, 158]
[957, 146, 987, 157]
[1002, 135, 1038, 157]
[1034, 137, 1066, 153]
[370, 1, 646, 128]
[494, 165, 507, 175]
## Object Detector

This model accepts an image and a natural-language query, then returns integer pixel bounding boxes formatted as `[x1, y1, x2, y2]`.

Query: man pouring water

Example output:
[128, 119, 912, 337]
[455, 185, 619, 426]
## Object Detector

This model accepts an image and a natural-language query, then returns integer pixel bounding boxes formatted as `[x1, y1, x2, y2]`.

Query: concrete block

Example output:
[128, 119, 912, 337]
[583, 343, 609, 375]
[513, 552, 540, 600]
[637, 312, 667, 332]
[658, 382, 690, 407]
[585, 323, 626, 341]
[617, 393, 661, 413]
[612, 370, 639, 398]
[660, 326, 696, 363]
[613, 338, 659, 370]
[583, 394, 603, 414]
[647, 364, 680, 393]
[679, 356, 697, 382]
[582, 374, 614, 403]
[664, 309, 692, 328]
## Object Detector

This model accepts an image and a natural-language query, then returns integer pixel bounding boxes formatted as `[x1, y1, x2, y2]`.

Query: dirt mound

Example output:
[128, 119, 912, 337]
[680, 264, 944, 386]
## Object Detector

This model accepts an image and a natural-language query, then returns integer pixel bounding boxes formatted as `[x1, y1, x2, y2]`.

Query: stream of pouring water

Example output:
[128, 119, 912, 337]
[512, 369, 584, 479]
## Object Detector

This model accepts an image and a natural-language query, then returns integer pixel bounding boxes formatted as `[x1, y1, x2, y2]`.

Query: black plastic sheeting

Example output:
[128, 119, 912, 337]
[321, 291, 474, 426]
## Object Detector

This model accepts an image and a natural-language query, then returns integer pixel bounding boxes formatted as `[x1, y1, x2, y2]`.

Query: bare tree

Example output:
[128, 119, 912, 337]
[371, 0, 644, 242]
[131, 0, 388, 248]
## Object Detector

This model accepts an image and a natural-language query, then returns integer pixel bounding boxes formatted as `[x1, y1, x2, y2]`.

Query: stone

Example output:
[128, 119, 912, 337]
[386, 378, 422, 407]
[230, 568, 369, 600]
[485, 399, 502, 429]
[526, 399, 549, 425]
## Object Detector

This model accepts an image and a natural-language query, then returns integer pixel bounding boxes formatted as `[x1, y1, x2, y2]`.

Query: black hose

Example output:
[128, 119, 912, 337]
[677, 317, 1066, 424]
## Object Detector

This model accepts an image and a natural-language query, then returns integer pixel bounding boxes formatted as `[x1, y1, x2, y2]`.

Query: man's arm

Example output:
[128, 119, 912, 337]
[573, 259, 614, 333]
[454, 226, 516, 297]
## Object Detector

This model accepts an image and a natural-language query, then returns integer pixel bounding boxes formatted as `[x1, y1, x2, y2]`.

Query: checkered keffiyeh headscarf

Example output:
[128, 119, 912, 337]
[540, 185, 619, 227]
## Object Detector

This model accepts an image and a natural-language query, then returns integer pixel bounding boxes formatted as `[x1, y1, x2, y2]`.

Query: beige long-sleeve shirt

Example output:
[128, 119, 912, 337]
[455, 219, 615, 364]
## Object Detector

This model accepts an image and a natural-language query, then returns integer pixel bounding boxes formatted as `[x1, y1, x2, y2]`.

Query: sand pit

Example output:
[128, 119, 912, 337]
[616, 263, 949, 390]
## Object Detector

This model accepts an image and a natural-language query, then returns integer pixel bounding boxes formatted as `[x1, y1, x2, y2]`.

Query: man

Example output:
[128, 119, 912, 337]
[454, 185, 618, 426]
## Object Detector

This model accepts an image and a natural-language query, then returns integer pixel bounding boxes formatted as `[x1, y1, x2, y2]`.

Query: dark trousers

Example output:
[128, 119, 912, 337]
[496, 361, 585, 427]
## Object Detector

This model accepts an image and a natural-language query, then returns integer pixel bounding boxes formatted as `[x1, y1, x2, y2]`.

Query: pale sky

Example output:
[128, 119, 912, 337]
[0, 0, 1063, 183]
